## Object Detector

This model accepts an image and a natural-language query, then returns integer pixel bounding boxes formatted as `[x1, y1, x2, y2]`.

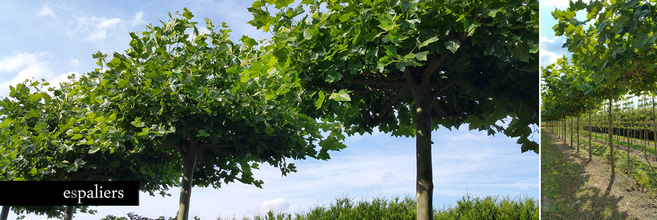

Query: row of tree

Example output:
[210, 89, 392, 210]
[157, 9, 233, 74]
[2, 1, 538, 220]
[542, 0, 657, 178]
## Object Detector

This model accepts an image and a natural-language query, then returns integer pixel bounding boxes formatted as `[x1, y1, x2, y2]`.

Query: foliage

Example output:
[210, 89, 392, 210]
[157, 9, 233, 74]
[250, 1, 538, 219]
[545, 0, 657, 122]
[0, 78, 161, 218]
[249, 0, 539, 151]
[80, 8, 345, 219]
[100, 195, 539, 220]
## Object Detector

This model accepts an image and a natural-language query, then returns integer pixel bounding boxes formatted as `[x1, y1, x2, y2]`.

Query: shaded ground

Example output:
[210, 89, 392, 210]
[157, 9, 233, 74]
[542, 128, 657, 219]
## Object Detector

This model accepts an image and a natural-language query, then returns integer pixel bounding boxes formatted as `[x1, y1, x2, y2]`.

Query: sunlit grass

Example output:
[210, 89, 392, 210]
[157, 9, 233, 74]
[102, 195, 539, 220]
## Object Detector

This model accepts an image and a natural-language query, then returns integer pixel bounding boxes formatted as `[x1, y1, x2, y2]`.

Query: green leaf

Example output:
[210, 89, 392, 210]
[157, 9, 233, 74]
[315, 91, 326, 109]
[416, 51, 428, 61]
[0, 119, 12, 128]
[89, 146, 101, 154]
[71, 134, 84, 140]
[182, 8, 194, 19]
[511, 42, 530, 62]
[303, 28, 314, 40]
[264, 126, 275, 135]
[240, 35, 258, 48]
[418, 36, 439, 48]
[325, 68, 343, 83]
[377, 14, 397, 31]
[197, 129, 210, 137]
[131, 117, 146, 128]
[273, 0, 294, 9]
[26, 109, 40, 118]
[329, 89, 351, 102]
[445, 39, 460, 53]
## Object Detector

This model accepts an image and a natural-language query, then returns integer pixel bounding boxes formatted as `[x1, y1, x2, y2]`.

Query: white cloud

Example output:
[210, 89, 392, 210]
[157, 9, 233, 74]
[0, 52, 54, 95]
[37, 5, 56, 17]
[0, 52, 76, 97]
[130, 11, 146, 27]
[540, 36, 568, 67]
[259, 198, 290, 214]
[71, 16, 124, 44]
[540, 36, 555, 44]
[69, 58, 81, 69]
[542, 0, 592, 10]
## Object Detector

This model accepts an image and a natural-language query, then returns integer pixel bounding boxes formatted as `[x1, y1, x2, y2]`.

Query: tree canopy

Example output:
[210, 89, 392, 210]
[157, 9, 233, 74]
[543, 0, 657, 179]
[249, 0, 538, 219]
[1, 9, 346, 220]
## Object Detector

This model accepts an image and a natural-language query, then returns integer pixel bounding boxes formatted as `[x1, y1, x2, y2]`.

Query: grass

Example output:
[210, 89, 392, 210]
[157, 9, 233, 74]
[563, 128, 657, 190]
[541, 129, 586, 218]
[542, 128, 632, 219]
[101, 195, 538, 220]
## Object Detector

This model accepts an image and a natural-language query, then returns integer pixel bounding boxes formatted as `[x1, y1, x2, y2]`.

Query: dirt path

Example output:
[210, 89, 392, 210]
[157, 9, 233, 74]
[547, 130, 657, 219]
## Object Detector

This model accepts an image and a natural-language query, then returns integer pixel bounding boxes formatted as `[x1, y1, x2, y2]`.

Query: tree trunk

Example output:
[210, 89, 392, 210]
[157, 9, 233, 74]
[577, 116, 580, 153]
[1, 206, 9, 220]
[563, 119, 566, 141]
[570, 117, 574, 147]
[627, 120, 630, 170]
[609, 96, 615, 178]
[645, 118, 648, 159]
[415, 94, 433, 220]
[589, 99, 592, 162]
[653, 95, 656, 161]
[177, 148, 199, 220]
[63, 206, 74, 220]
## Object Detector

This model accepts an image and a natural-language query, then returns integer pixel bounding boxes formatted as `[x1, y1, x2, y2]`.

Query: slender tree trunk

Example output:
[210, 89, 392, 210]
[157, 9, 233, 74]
[415, 94, 433, 220]
[653, 95, 656, 161]
[625, 111, 630, 170]
[609, 96, 615, 178]
[645, 118, 648, 159]
[563, 118, 567, 142]
[589, 99, 592, 162]
[570, 117, 574, 147]
[177, 148, 199, 220]
[577, 116, 580, 153]
[1, 206, 9, 220]
[63, 206, 74, 220]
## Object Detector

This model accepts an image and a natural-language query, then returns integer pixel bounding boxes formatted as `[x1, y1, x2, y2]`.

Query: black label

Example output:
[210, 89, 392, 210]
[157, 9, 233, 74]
[0, 181, 139, 206]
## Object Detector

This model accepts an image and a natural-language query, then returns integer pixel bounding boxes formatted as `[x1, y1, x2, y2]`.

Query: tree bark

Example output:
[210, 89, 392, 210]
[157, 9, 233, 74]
[589, 99, 592, 162]
[563, 118, 566, 141]
[609, 96, 615, 178]
[63, 206, 74, 220]
[177, 147, 199, 220]
[415, 94, 433, 220]
[577, 116, 580, 153]
[570, 117, 574, 147]
[1, 206, 9, 220]
[653, 95, 656, 161]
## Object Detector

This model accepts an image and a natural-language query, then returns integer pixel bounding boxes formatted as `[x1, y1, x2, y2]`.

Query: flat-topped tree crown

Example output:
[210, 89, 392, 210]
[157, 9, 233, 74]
[249, 1, 538, 219]
[250, 0, 538, 150]
[82, 9, 345, 220]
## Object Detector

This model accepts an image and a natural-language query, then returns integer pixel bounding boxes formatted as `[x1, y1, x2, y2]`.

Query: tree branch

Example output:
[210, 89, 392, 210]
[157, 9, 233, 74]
[350, 78, 407, 86]
[404, 68, 420, 92]
[421, 54, 449, 89]
[352, 85, 401, 94]
[432, 102, 451, 119]
[199, 143, 232, 151]
[376, 86, 409, 117]
[430, 80, 461, 99]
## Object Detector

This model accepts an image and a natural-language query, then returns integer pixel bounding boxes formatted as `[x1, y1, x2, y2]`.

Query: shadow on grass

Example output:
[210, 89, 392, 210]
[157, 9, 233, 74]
[542, 129, 630, 220]
[605, 174, 615, 196]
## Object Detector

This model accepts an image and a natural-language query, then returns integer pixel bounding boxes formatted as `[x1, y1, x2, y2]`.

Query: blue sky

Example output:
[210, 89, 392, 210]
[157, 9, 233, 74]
[540, 0, 592, 67]
[1, 1, 538, 219]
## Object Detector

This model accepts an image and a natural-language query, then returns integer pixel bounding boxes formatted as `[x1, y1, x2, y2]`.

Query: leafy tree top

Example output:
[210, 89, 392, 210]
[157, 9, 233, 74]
[249, 0, 539, 152]
[78, 9, 346, 189]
